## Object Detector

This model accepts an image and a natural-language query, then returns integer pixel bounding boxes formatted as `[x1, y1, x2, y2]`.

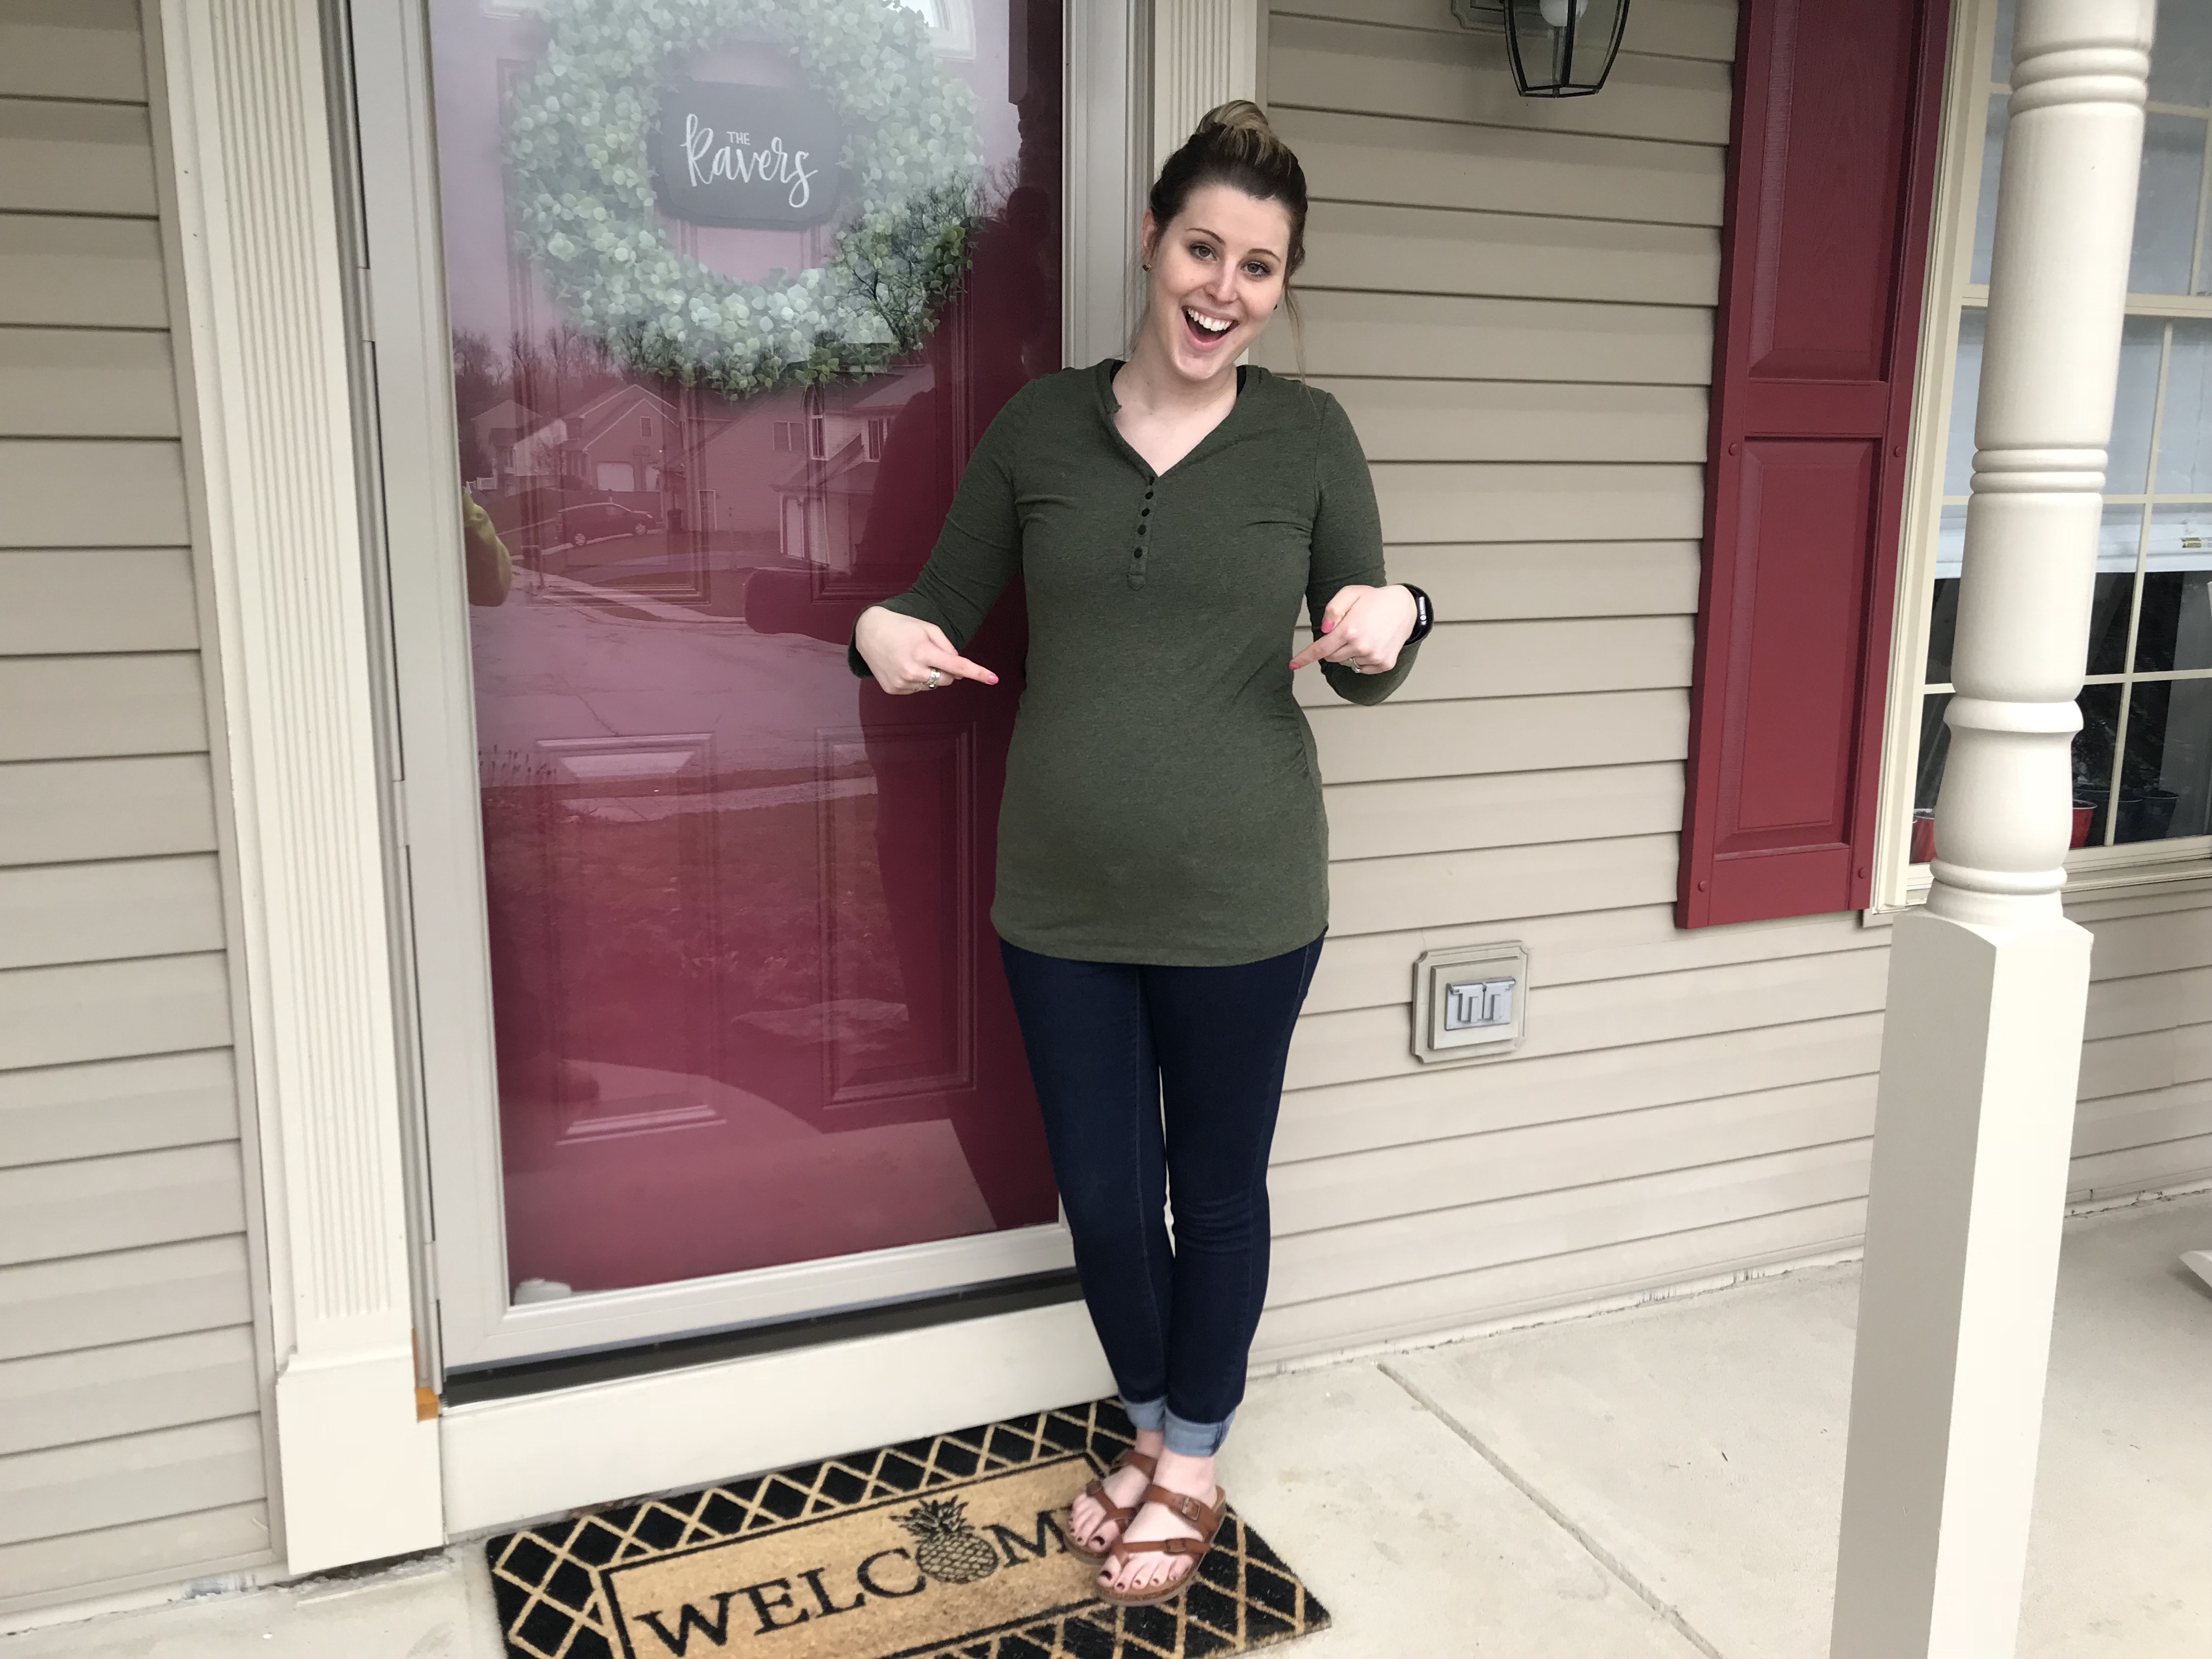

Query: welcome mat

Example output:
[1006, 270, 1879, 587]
[486, 1400, 1330, 1659]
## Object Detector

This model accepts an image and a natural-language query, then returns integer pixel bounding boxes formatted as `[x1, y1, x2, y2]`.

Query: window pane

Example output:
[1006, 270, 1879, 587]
[2090, 505, 2144, 674]
[2157, 320, 2212, 493]
[2152, 0, 2212, 108]
[2076, 684, 2124, 844]
[2111, 316, 2164, 494]
[2138, 505, 2212, 670]
[1971, 94, 2007, 285]
[1943, 309, 1982, 496]
[2117, 679, 2212, 842]
[1927, 576, 1959, 685]
[2130, 113, 2208, 295]
[1915, 690, 1951, 814]
[1993, 0, 2016, 82]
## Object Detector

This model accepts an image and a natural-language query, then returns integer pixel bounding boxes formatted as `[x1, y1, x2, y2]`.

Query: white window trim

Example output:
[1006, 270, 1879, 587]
[1874, 0, 2212, 913]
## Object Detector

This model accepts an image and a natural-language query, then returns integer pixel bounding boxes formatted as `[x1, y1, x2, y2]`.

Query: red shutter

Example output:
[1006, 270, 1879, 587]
[1677, 0, 1952, 928]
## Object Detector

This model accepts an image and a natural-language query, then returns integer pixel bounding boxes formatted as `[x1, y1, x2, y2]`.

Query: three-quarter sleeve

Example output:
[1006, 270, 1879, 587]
[1306, 391, 1420, 706]
[847, 383, 1031, 678]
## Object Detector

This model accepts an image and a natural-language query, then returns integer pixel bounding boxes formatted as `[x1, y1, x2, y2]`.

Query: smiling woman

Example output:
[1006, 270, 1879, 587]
[849, 101, 1433, 1611]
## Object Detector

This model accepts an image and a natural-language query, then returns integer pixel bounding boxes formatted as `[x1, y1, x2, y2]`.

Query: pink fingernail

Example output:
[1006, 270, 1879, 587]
[1321, 619, 1334, 633]
[985, 674, 999, 684]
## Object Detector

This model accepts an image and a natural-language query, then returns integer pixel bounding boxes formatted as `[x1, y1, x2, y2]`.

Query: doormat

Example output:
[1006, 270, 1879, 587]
[485, 1399, 1330, 1659]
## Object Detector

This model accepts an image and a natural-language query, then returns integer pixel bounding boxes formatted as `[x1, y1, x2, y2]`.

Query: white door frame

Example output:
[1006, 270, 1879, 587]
[348, 0, 1147, 1373]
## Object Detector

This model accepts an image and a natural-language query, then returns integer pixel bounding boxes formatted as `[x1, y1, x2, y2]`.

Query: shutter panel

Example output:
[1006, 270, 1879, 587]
[1677, 0, 1951, 928]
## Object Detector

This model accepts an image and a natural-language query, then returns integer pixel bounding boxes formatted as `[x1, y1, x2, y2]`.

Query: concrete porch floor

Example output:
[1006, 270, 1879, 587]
[7, 1188, 2207, 1658]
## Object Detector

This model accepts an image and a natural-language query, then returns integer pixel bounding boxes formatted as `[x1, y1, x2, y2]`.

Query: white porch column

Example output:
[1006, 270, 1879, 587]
[1830, 4, 2153, 1657]
[154, 0, 444, 1574]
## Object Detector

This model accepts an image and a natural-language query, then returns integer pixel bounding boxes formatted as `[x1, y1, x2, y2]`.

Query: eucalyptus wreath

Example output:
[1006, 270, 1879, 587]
[505, 0, 984, 395]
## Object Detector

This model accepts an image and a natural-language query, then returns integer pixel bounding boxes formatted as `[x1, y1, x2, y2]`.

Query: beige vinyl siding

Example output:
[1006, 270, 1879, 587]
[1254, 0, 2212, 1363]
[0, 0, 274, 1615]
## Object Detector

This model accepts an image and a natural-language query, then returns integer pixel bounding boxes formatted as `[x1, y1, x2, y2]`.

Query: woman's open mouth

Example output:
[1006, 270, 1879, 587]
[1182, 306, 1236, 348]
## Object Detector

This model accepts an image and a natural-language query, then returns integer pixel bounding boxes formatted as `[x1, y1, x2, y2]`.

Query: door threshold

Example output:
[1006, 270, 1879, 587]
[441, 1268, 1082, 1407]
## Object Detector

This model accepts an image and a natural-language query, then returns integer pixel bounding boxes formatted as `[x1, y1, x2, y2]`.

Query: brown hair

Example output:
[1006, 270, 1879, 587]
[1146, 100, 1309, 279]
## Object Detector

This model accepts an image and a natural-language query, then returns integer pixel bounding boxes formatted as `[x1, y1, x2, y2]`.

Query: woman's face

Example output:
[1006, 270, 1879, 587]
[1139, 183, 1293, 384]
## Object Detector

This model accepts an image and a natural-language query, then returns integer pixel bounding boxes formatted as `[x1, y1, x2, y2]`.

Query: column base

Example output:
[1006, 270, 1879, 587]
[274, 1345, 444, 1576]
[1830, 905, 2090, 1659]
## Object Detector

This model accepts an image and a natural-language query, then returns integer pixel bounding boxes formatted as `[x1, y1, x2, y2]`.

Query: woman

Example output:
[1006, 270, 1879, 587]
[851, 102, 1431, 1605]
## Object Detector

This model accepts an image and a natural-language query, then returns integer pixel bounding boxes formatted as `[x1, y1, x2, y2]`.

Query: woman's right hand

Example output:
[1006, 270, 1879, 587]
[854, 605, 1000, 695]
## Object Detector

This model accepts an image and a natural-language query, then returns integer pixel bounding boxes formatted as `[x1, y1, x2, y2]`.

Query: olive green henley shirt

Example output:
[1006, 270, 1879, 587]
[850, 359, 1419, 966]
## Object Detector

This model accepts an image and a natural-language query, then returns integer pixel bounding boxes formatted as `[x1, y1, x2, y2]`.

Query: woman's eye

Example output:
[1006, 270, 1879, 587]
[1244, 262, 1271, 278]
[1188, 241, 1214, 259]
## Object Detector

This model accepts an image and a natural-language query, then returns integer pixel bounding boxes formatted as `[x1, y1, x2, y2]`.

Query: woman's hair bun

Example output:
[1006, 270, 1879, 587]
[1148, 99, 1310, 277]
[1198, 99, 1273, 138]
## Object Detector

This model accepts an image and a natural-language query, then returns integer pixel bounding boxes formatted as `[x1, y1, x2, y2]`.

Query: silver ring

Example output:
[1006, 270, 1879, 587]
[924, 667, 942, 690]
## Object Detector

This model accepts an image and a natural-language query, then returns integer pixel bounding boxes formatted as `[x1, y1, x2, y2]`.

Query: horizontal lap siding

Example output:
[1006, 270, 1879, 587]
[0, 0, 272, 1612]
[1254, 2, 2211, 1364]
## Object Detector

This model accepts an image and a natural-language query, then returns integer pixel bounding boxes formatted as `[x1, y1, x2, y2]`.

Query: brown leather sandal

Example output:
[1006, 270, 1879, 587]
[1096, 1483, 1227, 1606]
[1065, 1448, 1158, 1561]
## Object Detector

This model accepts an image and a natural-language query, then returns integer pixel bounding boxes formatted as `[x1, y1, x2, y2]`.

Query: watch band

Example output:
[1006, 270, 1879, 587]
[1402, 583, 1434, 644]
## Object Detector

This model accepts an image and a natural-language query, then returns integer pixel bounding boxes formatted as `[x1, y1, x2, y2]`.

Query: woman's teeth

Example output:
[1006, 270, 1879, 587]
[1184, 307, 1233, 337]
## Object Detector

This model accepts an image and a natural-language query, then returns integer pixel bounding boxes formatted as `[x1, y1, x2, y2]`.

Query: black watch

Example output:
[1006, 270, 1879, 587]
[1402, 583, 1434, 644]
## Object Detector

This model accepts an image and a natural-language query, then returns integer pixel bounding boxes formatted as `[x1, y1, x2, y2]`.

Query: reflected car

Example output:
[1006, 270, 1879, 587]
[560, 501, 659, 546]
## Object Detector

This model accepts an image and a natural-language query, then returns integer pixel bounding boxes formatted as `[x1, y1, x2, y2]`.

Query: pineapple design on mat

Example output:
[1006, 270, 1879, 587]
[896, 1497, 1002, 1585]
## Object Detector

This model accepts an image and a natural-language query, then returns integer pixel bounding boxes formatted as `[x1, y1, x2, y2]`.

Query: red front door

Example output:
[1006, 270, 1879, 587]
[426, 0, 1063, 1299]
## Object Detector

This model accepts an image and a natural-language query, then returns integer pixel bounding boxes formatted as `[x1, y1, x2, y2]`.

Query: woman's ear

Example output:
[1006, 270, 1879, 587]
[1137, 208, 1158, 272]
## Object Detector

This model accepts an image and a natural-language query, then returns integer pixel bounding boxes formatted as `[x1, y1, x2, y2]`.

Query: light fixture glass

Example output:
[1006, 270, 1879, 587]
[1500, 0, 1631, 97]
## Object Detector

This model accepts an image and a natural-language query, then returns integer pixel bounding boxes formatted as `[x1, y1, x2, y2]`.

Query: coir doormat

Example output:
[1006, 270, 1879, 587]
[486, 1399, 1330, 1659]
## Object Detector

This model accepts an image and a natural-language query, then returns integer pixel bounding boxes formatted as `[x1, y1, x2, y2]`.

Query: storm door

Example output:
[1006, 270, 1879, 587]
[355, 0, 1126, 1370]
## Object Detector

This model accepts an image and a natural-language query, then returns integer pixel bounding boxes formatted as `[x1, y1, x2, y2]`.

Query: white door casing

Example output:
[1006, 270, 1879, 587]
[155, 0, 443, 1577]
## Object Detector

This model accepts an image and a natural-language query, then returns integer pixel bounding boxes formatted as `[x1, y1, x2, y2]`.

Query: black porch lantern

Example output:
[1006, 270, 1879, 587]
[1500, 0, 1630, 97]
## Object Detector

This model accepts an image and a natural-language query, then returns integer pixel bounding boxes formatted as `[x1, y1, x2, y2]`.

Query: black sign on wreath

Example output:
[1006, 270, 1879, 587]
[653, 80, 843, 229]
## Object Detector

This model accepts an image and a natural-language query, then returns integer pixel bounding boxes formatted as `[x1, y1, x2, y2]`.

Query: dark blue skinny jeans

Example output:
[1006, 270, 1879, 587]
[998, 933, 1324, 1456]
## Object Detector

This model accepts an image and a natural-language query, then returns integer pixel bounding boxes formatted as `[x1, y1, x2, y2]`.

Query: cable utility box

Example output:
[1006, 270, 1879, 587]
[1410, 942, 1530, 1064]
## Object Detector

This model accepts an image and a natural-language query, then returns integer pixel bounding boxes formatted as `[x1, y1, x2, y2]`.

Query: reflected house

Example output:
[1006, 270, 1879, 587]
[465, 396, 537, 491]
[758, 370, 917, 572]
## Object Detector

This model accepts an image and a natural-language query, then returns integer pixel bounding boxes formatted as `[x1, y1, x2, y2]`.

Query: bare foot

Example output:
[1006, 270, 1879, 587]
[1070, 1427, 1163, 1555]
[1099, 1446, 1216, 1599]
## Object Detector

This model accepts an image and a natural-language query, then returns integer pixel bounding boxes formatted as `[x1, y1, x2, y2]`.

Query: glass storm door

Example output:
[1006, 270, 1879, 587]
[421, 0, 1065, 1319]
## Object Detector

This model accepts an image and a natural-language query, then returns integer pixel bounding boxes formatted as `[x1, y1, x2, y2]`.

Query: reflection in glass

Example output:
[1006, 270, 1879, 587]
[1928, 506, 1965, 686]
[2109, 317, 2164, 494]
[1926, 576, 1959, 686]
[1915, 691, 1951, 814]
[1993, 0, 2016, 83]
[1942, 309, 1981, 496]
[2138, 505, 2212, 671]
[430, 0, 1066, 1299]
[2090, 505, 2145, 674]
[2117, 680, 2212, 842]
[2157, 321, 2212, 494]
[2076, 685, 2124, 844]
[2152, 0, 2212, 110]
[2131, 114, 2208, 296]
[1971, 94, 2007, 285]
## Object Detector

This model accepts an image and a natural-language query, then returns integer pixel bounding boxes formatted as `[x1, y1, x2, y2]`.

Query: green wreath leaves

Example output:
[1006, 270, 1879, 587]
[506, 0, 984, 396]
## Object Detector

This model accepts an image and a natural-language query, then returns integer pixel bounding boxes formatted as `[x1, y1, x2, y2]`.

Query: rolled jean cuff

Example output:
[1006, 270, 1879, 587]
[1119, 1396, 1234, 1457]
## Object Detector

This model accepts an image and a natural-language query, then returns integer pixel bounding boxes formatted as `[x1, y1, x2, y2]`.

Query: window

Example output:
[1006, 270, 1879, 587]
[1885, 0, 2212, 901]
[866, 415, 892, 461]
[639, 414, 653, 437]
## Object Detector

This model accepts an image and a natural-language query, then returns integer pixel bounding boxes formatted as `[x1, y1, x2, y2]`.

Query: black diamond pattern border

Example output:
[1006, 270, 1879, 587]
[484, 1399, 1330, 1659]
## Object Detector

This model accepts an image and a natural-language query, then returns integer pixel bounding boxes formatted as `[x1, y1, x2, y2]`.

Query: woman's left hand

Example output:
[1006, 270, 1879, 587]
[1289, 584, 1419, 676]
